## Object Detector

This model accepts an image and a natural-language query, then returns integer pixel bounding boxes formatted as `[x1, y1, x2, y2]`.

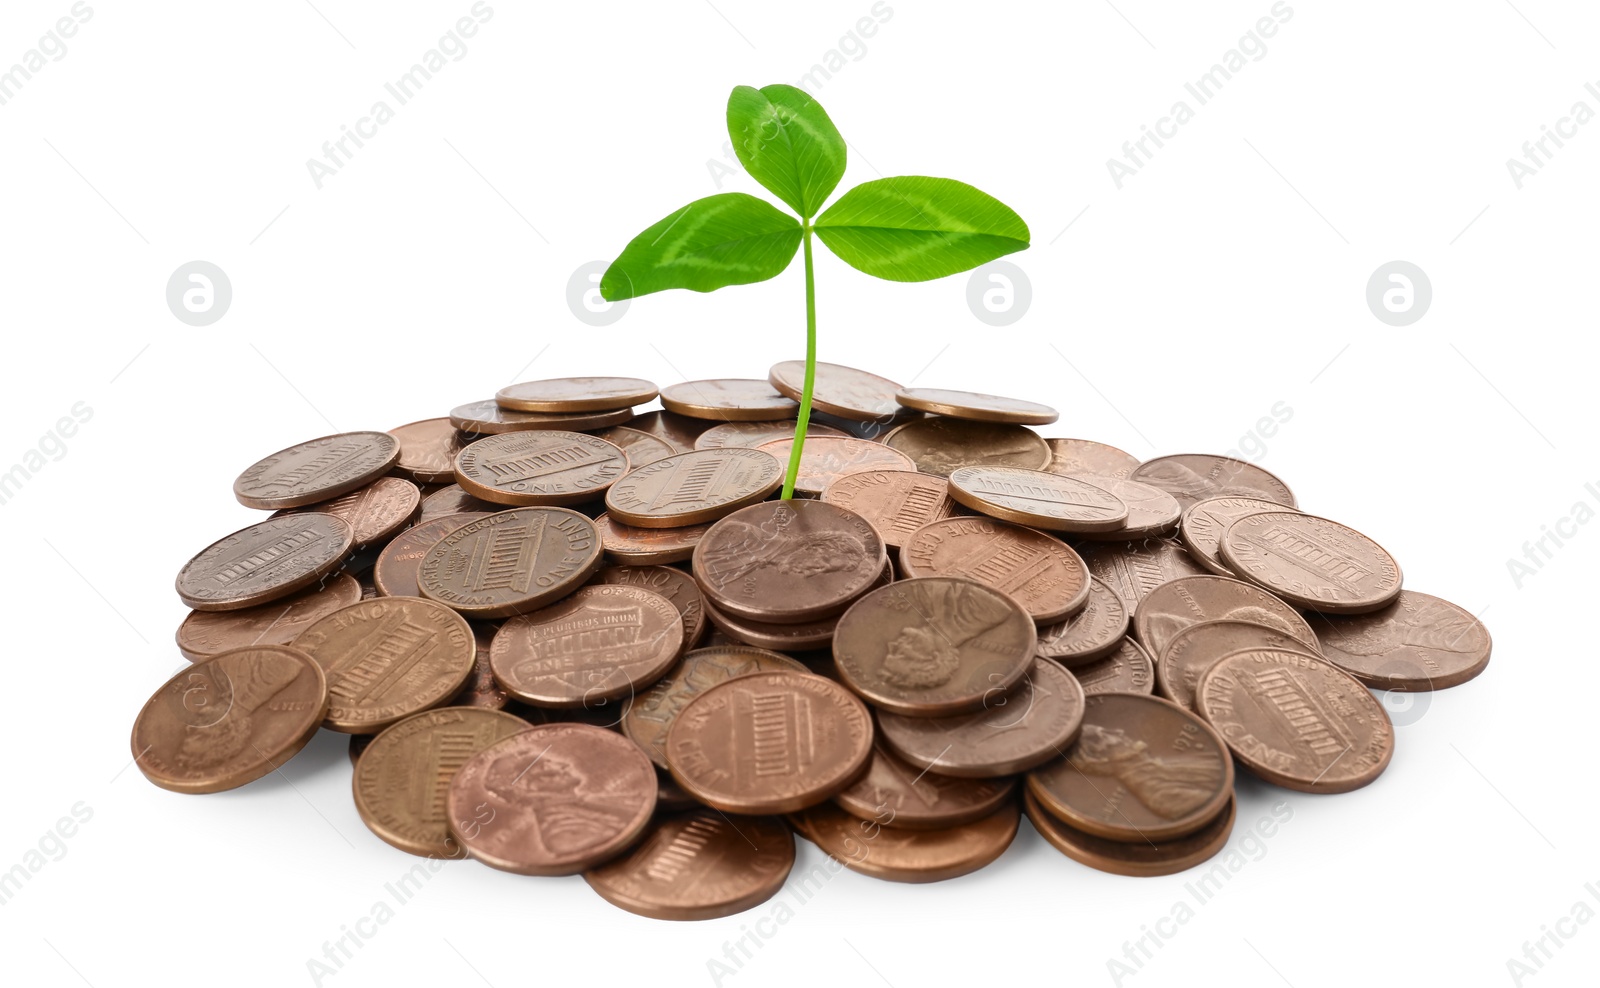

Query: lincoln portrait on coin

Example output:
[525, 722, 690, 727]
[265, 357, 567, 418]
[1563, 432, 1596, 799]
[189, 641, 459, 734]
[879, 581, 1015, 690]
[483, 750, 635, 854]
[1068, 724, 1223, 819]
[174, 651, 299, 771]
[697, 505, 869, 589]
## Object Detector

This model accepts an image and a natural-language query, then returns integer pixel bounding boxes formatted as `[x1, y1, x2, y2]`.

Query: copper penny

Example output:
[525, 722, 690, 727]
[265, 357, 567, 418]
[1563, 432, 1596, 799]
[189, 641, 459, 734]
[820, 470, 961, 549]
[275, 476, 420, 548]
[1042, 439, 1141, 480]
[624, 410, 708, 450]
[447, 724, 657, 875]
[131, 645, 328, 794]
[800, 800, 1020, 883]
[1075, 538, 1209, 610]
[834, 743, 1016, 830]
[1071, 476, 1182, 541]
[1130, 453, 1296, 511]
[454, 430, 628, 507]
[623, 645, 809, 769]
[768, 360, 901, 421]
[495, 376, 658, 413]
[449, 399, 633, 435]
[175, 514, 354, 612]
[605, 448, 784, 529]
[591, 426, 678, 469]
[702, 596, 840, 652]
[1158, 620, 1319, 713]
[453, 624, 511, 709]
[585, 810, 795, 920]
[1070, 637, 1156, 696]
[1179, 496, 1298, 576]
[832, 577, 1035, 717]
[352, 706, 530, 856]
[176, 573, 361, 661]
[665, 670, 872, 813]
[490, 585, 684, 708]
[899, 516, 1090, 623]
[755, 436, 917, 497]
[591, 564, 709, 652]
[693, 499, 886, 624]
[948, 466, 1128, 534]
[388, 418, 468, 485]
[1307, 590, 1491, 690]
[594, 513, 711, 565]
[1027, 692, 1234, 842]
[233, 431, 400, 509]
[418, 507, 602, 619]
[894, 387, 1058, 425]
[1198, 647, 1394, 793]
[1133, 574, 1318, 661]
[1220, 511, 1404, 615]
[883, 417, 1050, 477]
[372, 512, 484, 598]
[1026, 789, 1234, 877]
[659, 379, 799, 421]
[695, 420, 848, 450]
[876, 658, 1085, 776]
[1035, 577, 1129, 666]
[417, 484, 497, 521]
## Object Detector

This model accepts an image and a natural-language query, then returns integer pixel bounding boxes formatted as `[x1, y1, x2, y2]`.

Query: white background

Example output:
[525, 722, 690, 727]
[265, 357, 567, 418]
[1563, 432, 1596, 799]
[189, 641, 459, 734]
[2, 1, 1596, 986]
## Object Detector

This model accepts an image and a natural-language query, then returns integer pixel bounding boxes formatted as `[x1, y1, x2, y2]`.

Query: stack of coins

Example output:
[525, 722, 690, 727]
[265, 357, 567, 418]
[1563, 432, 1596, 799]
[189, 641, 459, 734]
[134, 364, 1491, 916]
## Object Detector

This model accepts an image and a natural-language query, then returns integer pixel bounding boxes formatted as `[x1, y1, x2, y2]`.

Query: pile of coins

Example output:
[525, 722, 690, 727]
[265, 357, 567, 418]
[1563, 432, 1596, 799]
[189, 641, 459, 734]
[133, 362, 1491, 917]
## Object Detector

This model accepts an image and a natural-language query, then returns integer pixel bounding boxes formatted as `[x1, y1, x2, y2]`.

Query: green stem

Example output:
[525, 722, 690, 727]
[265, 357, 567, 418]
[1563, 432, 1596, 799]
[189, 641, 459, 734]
[781, 224, 817, 500]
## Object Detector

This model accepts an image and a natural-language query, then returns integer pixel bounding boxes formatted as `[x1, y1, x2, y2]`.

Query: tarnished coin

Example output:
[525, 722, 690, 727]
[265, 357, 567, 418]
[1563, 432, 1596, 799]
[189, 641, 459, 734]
[1042, 439, 1141, 480]
[883, 417, 1050, 477]
[275, 476, 420, 548]
[1069, 637, 1156, 696]
[1075, 539, 1209, 610]
[948, 466, 1128, 534]
[1158, 620, 1319, 713]
[899, 516, 1090, 623]
[131, 645, 328, 794]
[353, 706, 530, 857]
[449, 399, 633, 435]
[594, 513, 711, 565]
[895, 387, 1058, 425]
[585, 810, 795, 920]
[293, 597, 475, 733]
[176, 573, 362, 661]
[418, 508, 602, 619]
[1026, 789, 1235, 877]
[1134, 574, 1318, 661]
[417, 484, 497, 521]
[388, 418, 468, 485]
[605, 448, 784, 529]
[448, 724, 658, 875]
[176, 514, 354, 612]
[495, 376, 658, 413]
[1131, 454, 1296, 510]
[591, 426, 677, 469]
[233, 431, 400, 509]
[754, 436, 916, 497]
[1071, 476, 1182, 541]
[832, 577, 1035, 717]
[695, 420, 848, 450]
[622, 645, 808, 769]
[1028, 693, 1234, 842]
[1198, 647, 1394, 793]
[1307, 590, 1491, 690]
[1035, 577, 1129, 666]
[1179, 496, 1298, 576]
[693, 500, 886, 624]
[591, 565, 709, 652]
[801, 800, 1020, 883]
[373, 512, 484, 598]
[660, 379, 799, 421]
[820, 470, 960, 549]
[624, 410, 707, 450]
[665, 671, 872, 814]
[769, 360, 901, 421]
[834, 744, 1017, 830]
[877, 659, 1086, 776]
[1220, 511, 1404, 615]
[490, 585, 684, 708]
[454, 430, 628, 507]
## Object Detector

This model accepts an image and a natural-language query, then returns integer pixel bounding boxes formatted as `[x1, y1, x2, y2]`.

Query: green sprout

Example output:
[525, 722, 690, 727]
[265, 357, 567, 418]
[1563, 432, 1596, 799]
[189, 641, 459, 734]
[599, 84, 1030, 499]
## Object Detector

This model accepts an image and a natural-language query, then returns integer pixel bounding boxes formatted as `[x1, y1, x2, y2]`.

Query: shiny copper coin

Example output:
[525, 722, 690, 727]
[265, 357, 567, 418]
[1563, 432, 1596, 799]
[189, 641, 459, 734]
[1035, 577, 1129, 667]
[591, 564, 709, 652]
[594, 513, 711, 564]
[768, 359, 901, 421]
[659, 379, 799, 421]
[388, 418, 468, 485]
[131, 645, 328, 794]
[834, 743, 1017, 830]
[801, 800, 1020, 883]
[693, 499, 886, 624]
[895, 387, 1058, 425]
[755, 437, 917, 497]
[495, 376, 658, 413]
[1198, 647, 1394, 793]
[1071, 476, 1182, 541]
[883, 417, 1050, 477]
[665, 670, 872, 813]
[1075, 538, 1209, 610]
[1307, 590, 1491, 690]
[820, 470, 960, 549]
[417, 484, 497, 521]
[590, 426, 677, 468]
[605, 448, 784, 529]
[899, 516, 1090, 623]
[832, 577, 1035, 717]
[876, 658, 1085, 776]
[352, 706, 529, 856]
[695, 420, 848, 450]
[1042, 438, 1141, 480]
[624, 410, 706, 450]
[1220, 511, 1404, 615]
[1157, 620, 1318, 713]
[176, 573, 361, 661]
[1026, 789, 1235, 877]
[1028, 692, 1234, 842]
[1179, 496, 1299, 576]
[1070, 637, 1156, 696]
[454, 430, 628, 507]
[1131, 453, 1296, 510]
[233, 431, 400, 509]
[452, 624, 512, 709]
[275, 476, 420, 548]
[449, 399, 633, 435]
[372, 512, 484, 598]
[447, 724, 658, 875]
[1133, 574, 1318, 661]
[585, 810, 794, 920]
[622, 646, 808, 769]
[175, 514, 354, 612]
[948, 466, 1128, 534]
[417, 507, 602, 619]
[490, 585, 684, 708]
